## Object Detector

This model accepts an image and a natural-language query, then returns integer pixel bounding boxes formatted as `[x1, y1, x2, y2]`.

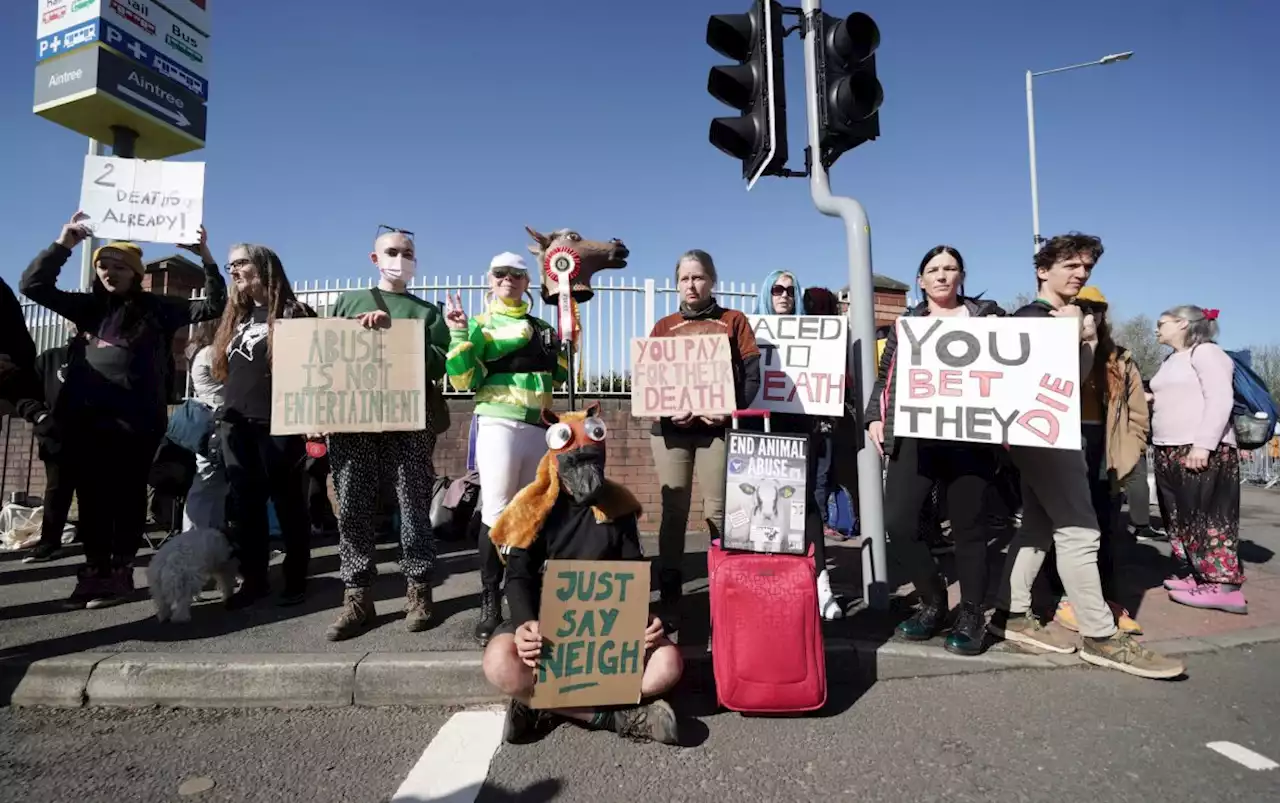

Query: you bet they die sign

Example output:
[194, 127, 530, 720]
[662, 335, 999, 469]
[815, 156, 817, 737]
[892, 317, 1082, 449]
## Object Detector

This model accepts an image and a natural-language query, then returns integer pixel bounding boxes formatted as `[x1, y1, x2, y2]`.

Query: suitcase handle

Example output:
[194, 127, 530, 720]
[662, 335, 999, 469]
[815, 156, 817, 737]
[731, 409, 771, 432]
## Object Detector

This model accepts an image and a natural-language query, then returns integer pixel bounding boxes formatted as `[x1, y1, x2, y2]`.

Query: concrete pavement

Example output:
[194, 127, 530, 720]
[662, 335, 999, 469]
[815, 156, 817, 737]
[3, 643, 1278, 802]
[3, 487, 1280, 709]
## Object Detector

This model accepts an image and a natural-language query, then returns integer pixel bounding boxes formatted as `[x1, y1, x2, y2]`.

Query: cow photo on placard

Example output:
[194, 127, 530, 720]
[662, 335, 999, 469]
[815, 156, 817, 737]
[722, 431, 808, 555]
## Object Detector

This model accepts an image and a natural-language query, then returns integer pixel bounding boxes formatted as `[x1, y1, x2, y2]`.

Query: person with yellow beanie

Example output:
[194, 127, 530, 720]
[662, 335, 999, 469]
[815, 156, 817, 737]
[19, 212, 227, 610]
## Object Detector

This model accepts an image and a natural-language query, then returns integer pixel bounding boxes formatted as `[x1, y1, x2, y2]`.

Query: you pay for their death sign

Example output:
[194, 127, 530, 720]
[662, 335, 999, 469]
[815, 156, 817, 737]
[630, 334, 735, 417]
[892, 317, 1082, 449]
[78, 155, 204, 244]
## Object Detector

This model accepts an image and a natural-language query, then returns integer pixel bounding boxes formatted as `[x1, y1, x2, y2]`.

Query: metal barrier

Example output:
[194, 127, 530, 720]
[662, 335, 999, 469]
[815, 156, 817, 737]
[19, 275, 762, 397]
[1240, 439, 1280, 488]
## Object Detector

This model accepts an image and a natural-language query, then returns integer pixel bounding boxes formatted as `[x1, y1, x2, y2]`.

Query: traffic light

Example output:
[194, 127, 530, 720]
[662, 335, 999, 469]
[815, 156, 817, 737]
[706, 1, 788, 189]
[812, 11, 882, 169]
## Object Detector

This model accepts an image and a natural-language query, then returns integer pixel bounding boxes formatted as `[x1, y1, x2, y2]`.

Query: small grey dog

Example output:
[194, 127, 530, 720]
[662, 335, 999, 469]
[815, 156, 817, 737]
[146, 528, 237, 623]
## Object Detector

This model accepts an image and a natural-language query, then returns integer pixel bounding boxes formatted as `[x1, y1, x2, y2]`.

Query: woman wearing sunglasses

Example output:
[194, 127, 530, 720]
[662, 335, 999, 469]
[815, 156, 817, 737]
[445, 252, 568, 645]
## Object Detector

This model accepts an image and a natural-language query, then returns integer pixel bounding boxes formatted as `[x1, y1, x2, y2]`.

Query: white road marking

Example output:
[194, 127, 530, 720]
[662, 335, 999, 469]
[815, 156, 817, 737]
[391, 708, 506, 802]
[1206, 741, 1279, 771]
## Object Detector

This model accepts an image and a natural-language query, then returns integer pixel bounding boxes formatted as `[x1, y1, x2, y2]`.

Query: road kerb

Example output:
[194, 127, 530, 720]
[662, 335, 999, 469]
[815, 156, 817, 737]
[4, 626, 1275, 710]
[6, 653, 118, 708]
[84, 652, 366, 708]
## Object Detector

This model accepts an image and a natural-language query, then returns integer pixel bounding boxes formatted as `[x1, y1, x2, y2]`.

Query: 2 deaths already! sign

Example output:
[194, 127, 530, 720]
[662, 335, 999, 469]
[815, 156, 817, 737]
[78, 154, 203, 243]
[747, 315, 847, 416]
[531, 560, 651, 710]
[892, 317, 1082, 449]
[630, 334, 735, 417]
[270, 319, 427, 436]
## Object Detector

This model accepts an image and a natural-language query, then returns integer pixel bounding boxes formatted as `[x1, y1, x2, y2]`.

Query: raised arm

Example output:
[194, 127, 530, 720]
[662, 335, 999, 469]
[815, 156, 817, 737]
[19, 214, 99, 327]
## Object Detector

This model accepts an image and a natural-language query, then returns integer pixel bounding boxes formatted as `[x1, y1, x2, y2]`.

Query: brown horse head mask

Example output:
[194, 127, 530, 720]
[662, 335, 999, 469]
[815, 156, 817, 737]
[525, 227, 629, 304]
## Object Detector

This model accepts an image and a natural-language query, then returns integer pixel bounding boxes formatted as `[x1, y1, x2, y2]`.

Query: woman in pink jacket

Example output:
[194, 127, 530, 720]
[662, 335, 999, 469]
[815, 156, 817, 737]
[1150, 305, 1245, 614]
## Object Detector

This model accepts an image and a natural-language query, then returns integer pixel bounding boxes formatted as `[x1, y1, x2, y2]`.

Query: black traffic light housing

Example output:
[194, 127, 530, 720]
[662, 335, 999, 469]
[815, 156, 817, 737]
[706, 1, 788, 188]
[813, 11, 882, 169]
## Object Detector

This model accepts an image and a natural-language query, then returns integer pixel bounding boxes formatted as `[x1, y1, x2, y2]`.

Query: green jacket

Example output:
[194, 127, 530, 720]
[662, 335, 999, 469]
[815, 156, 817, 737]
[332, 287, 449, 380]
[445, 299, 568, 424]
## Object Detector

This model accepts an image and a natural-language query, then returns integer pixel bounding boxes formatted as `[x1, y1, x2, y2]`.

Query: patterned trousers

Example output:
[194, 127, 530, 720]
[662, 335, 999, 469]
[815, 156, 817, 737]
[1154, 443, 1243, 584]
[329, 429, 437, 588]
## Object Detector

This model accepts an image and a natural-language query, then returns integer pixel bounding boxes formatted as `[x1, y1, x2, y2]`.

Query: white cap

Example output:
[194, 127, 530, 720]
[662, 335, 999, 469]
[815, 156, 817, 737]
[489, 252, 529, 272]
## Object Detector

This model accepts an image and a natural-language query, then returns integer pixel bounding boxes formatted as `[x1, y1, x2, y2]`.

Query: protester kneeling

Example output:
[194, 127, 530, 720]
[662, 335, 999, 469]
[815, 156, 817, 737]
[481, 403, 683, 745]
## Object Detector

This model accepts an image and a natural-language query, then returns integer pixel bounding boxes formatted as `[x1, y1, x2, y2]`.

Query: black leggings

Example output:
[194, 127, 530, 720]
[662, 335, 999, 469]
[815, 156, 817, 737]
[220, 419, 311, 592]
[884, 438, 996, 607]
[62, 422, 158, 571]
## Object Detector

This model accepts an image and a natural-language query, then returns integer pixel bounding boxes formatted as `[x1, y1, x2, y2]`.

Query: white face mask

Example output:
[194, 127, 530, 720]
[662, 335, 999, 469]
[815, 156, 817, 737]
[380, 255, 416, 283]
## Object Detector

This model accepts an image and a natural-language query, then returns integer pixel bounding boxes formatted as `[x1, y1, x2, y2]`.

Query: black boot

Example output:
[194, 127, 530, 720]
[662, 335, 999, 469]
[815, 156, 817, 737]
[474, 523, 504, 645]
[895, 576, 947, 641]
[945, 601, 987, 656]
[474, 585, 503, 646]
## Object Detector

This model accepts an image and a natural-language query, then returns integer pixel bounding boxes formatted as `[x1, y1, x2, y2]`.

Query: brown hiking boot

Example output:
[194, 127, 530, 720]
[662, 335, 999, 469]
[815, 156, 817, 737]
[613, 700, 680, 745]
[325, 587, 375, 642]
[1080, 632, 1185, 679]
[405, 580, 433, 632]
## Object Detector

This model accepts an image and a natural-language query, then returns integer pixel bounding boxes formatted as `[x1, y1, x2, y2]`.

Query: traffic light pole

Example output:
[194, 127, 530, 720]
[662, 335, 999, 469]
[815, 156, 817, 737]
[800, 0, 888, 610]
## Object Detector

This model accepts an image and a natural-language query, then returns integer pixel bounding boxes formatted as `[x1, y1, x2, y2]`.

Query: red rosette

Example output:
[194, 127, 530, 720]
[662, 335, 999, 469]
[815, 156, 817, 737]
[544, 246, 581, 281]
[306, 440, 328, 459]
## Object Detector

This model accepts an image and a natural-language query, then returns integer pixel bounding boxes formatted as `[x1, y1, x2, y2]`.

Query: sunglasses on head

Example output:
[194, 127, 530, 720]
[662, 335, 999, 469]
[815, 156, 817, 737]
[770, 285, 793, 297]
[492, 267, 527, 280]
[376, 224, 414, 240]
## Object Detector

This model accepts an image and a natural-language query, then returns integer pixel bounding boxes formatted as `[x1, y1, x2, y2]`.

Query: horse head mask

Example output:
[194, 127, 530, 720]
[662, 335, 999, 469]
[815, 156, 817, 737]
[525, 227, 629, 304]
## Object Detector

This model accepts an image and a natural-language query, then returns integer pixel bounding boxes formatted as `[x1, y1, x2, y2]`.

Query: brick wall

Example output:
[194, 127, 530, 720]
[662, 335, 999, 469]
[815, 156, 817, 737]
[0, 417, 41, 505]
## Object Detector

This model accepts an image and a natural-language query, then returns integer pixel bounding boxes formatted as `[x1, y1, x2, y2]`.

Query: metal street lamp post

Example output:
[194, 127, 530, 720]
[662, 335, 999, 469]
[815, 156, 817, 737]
[1026, 51, 1133, 253]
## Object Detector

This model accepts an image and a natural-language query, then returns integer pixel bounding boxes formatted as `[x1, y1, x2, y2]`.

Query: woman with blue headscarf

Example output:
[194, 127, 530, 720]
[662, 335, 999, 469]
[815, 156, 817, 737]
[753, 269, 846, 619]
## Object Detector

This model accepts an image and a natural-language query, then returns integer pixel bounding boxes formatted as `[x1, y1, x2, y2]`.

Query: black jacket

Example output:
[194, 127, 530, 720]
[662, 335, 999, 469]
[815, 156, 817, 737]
[20, 243, 227, 436]
[0, 276, 37, 416]
[504, 495, 644, 627]
[11, 344, 69, 425]
[865, 297, 1006, 457]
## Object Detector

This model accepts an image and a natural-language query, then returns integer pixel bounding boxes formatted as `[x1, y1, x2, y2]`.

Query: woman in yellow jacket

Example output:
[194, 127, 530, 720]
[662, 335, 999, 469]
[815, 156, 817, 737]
[1053, 286, 1150, 635]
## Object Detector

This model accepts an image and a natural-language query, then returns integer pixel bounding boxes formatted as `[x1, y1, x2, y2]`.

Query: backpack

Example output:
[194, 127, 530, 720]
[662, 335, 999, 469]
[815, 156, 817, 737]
[1225, 350, 1279, 450]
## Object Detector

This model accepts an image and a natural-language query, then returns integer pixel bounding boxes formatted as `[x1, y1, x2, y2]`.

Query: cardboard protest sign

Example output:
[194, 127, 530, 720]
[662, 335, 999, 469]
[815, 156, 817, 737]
[270, 318, 427, 436]
[747, 315, 848, 416]
[531, 560, 651, 709]
[78, 154, 204, 244]
[892, 317, 1082, 449]
[630, 334, 735, 417]
[723, 431, 808, 554]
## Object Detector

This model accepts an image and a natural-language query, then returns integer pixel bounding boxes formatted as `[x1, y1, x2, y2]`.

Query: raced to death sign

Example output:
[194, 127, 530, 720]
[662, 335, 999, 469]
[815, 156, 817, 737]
[531, 560, 651, 709]
[747, 315, 848, 416]
[630, 334, 735, 417]
[270, 318, 427, 436]
[892, 317, 1082, 449]
[78, 154, 204, 244]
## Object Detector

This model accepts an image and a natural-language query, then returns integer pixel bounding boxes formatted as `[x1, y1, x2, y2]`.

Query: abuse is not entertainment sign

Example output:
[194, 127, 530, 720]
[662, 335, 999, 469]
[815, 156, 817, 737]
[270, 318, 427, 436]
[892, 317, 1082, 449]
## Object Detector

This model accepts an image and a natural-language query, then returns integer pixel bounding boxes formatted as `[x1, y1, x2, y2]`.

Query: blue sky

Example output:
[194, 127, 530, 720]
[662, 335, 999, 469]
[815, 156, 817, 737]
[2, 0, 1276, 346]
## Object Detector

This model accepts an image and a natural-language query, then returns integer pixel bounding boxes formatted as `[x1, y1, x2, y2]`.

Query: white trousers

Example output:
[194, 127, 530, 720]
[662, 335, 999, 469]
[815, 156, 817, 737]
[474, 417, 548, 527]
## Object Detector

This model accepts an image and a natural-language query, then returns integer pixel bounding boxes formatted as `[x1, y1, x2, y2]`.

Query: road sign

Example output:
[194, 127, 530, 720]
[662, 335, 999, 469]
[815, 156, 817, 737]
[158, 0, 209, 36]
[37, 0, 99, 40]
[38, 17, 208, 100]
[34, 44, 206, 157]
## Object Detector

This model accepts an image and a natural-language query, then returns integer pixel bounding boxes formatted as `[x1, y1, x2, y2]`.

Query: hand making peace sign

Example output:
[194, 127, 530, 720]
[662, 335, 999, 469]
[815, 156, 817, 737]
[445, 291, 469, 331]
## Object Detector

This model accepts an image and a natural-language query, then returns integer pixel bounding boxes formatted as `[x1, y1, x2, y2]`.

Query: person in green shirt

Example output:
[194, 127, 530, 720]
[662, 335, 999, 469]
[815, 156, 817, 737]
[444, 251, 569, 645]
[324, 229, 450, 642]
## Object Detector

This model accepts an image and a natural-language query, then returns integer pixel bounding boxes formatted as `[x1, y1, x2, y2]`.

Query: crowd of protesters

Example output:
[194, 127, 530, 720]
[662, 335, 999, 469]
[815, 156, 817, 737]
[1, 221, 1258, 736]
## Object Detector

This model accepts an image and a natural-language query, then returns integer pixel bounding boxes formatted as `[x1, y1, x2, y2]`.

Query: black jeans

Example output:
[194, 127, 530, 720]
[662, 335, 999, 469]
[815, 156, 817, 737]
[884, 438, 996, 606]
[37, 457, 75, 549]
[220, 419, 310, 593]
[63, 421, 158, 571]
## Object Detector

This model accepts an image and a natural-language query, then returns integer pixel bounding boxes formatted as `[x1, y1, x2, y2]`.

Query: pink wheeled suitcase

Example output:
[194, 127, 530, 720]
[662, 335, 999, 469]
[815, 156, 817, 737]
[707, 410, 826, 714]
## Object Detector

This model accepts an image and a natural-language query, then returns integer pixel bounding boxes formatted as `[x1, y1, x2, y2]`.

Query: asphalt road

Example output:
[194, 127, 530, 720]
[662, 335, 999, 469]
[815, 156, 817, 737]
[3, 643, 1278, 803]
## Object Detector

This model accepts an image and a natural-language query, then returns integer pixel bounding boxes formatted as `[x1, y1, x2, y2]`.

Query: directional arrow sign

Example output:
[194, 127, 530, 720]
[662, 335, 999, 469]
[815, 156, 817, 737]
[34, 44, 205, 158]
